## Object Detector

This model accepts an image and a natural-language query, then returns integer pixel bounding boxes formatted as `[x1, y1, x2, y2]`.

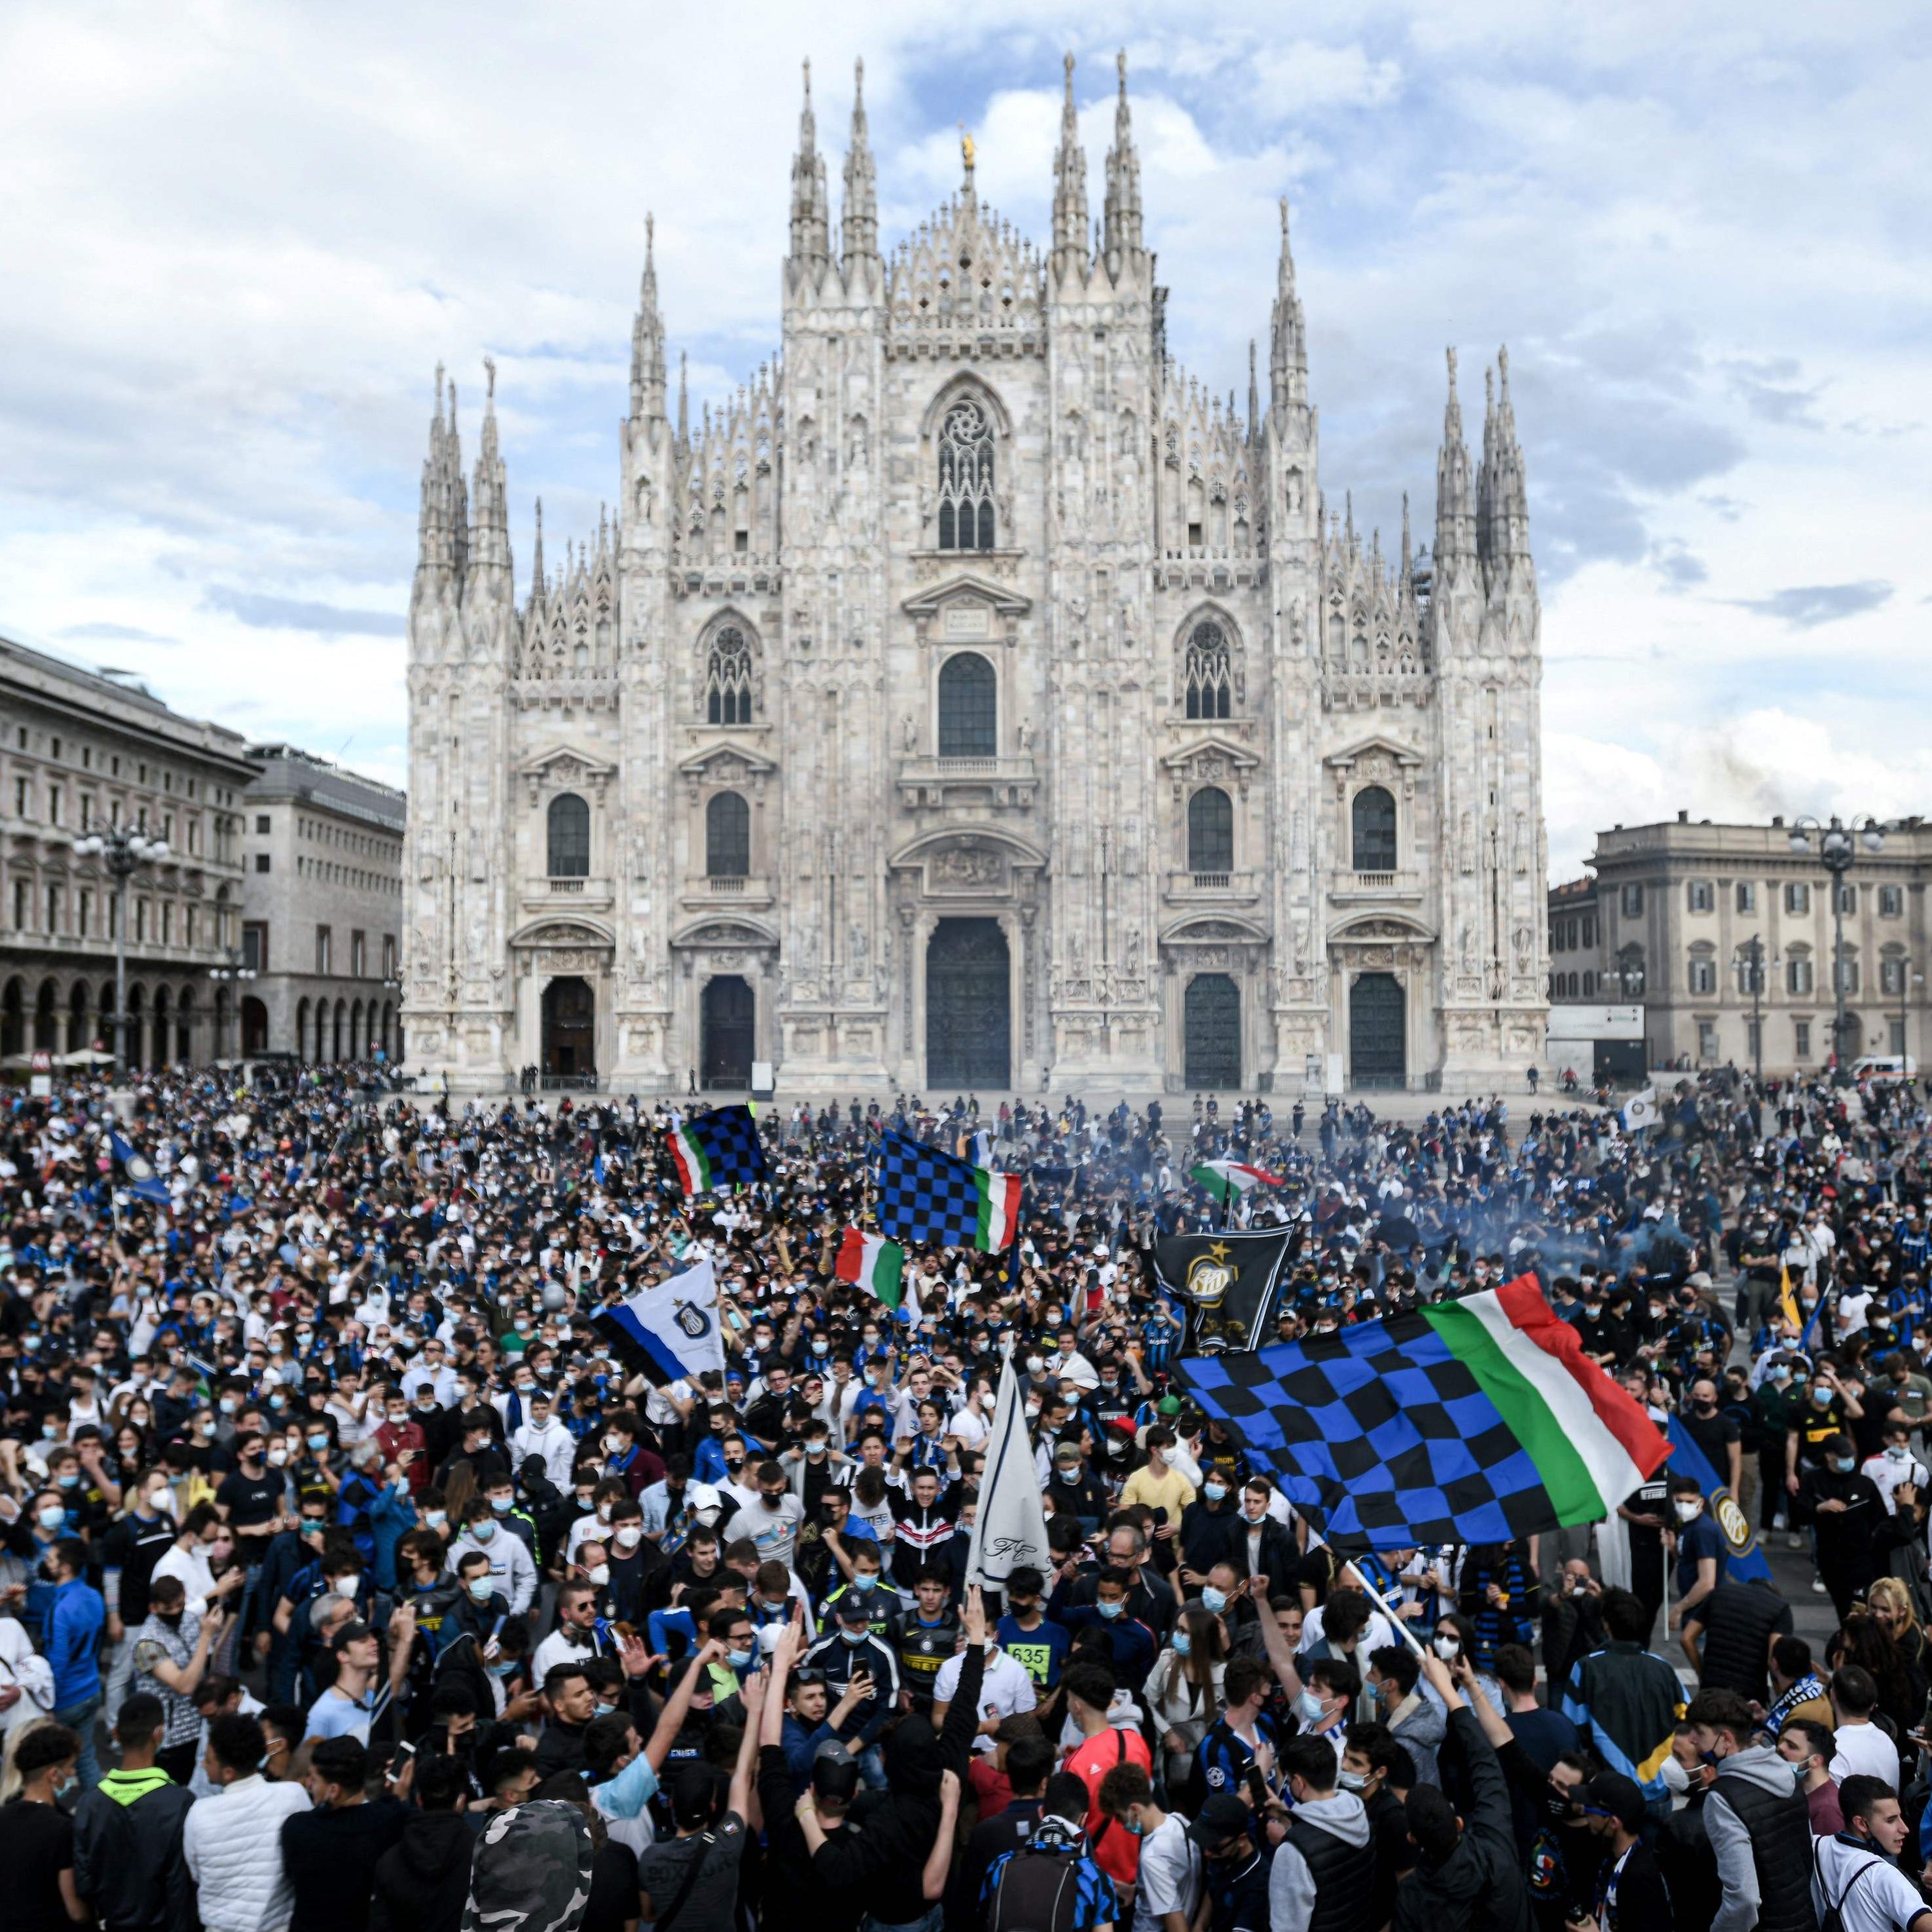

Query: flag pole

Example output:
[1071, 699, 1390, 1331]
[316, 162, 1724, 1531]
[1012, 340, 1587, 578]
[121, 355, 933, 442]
[1302, 1522, 1429, 1662]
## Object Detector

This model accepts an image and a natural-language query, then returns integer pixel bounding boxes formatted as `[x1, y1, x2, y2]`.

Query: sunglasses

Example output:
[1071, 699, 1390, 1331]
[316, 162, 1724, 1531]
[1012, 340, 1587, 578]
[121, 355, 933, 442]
[792, 1668, 828, 1687]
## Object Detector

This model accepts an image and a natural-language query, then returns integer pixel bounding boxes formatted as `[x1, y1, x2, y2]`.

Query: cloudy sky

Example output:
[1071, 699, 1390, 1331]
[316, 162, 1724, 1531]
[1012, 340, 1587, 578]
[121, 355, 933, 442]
[1, 1, 1923, 879]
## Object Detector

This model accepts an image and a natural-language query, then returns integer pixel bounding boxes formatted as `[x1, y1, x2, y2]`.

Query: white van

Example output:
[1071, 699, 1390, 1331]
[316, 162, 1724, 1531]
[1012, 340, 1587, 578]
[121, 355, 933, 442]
[1852, 1055, 1918, 1082]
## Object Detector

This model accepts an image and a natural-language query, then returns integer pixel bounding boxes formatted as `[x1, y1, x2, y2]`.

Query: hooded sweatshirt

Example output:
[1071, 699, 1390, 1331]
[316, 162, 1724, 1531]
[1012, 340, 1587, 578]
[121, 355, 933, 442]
[1392, 1709, 1530, 1932]
[368, 1808, 475, 1932]
[1704, 1743, 1804, 1932]
[1267, 1792, 1372, 1932]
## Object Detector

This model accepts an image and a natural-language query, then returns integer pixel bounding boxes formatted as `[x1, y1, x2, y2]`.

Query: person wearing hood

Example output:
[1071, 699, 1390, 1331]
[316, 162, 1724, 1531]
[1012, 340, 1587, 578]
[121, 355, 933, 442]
[367, 1749, 472, 1932]
[1392, 1652, 1529, 1932]
[1268, 1730, 1377, 1932]
[1688, 1686, 1816, 1932]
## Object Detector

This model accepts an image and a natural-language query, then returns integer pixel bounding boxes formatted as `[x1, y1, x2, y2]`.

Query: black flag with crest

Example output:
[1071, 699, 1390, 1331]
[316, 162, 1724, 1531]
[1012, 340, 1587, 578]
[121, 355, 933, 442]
[1151, 1227, 1298, 1353]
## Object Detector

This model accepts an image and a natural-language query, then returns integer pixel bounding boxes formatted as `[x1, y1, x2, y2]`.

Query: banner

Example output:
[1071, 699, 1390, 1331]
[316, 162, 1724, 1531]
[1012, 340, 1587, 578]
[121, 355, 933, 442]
[1663, 1413, 1770, 1584]
[964, 1351, 1051, 1592]
[1151, 1226, 1296, 1353]
[590, 1258, 727, 1387]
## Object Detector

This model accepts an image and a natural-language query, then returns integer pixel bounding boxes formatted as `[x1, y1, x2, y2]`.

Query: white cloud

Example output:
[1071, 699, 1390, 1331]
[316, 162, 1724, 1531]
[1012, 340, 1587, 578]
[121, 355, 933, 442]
[0, 1, 1924, 867]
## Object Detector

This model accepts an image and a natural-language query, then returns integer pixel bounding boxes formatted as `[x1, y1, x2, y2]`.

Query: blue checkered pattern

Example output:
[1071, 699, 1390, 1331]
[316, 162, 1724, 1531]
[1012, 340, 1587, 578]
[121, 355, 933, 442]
[1174, 1311, 1556, 1545]
[873, 1130, 986, 1250]
[680, 1104, 769, 1190]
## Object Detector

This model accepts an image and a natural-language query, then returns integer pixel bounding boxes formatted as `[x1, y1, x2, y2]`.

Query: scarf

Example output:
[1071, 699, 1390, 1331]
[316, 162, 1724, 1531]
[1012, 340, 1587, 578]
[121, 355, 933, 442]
[1762, 1672, 1825, 1738]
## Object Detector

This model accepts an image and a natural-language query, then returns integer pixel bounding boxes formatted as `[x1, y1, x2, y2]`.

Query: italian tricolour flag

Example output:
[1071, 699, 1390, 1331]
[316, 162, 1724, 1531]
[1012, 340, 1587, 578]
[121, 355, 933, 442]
[835, 1229, 916, 1315]
[1423, 1277, 1668, 1524]
[666, 1122, 718, 1195]
[1189, 1159, 1284, 1203]
[973, 1168, 1023, 1252]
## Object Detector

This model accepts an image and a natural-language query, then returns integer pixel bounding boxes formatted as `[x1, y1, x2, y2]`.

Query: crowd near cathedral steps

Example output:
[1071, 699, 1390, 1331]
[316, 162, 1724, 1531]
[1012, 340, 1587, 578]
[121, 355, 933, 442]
[403, 54, 1548, 1099]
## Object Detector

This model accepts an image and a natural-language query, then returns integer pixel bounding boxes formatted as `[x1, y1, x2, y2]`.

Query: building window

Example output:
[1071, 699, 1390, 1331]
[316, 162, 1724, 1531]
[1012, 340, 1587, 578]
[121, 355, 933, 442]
[1794, 1019, 1812, 1059]
[351, 930, 367, 977]
[1787, 955, 1814, 996]
[1746, 1017, 1761, 1063]
[1689, 957, 1717, 994]
[14, 776, 29, 818]
[1736, 882, 1758, 914]
[77, 890, 90, 938]
[1182, 621, 1231, 720]
[1686, 880, 1714, 913]
[1620, 884, 1644, 918]
[547, 792, 591, 876]
[255, 852, 270, 872]
[936, 397, 995, 551]
[316, 926, 332, 975]
[1615, 945, 1645, 998]
[1583, 970, 1596, 995]
[706, 791, 750, 878]
[1187, 787, 1235, 875]
[242, 922, 266, 972]
[1881, 957, 1907, 996]
[1835, 955, 1860, 996]
[1582, 916, 1595, 948]
[160, 902, 173, 945]
[255, 814, 270, 833]
[1351, 786, 1398, 873]
[11, 879, 26, 930]
[1697, 1021, 1719, 1061]
[1785, 881, 1810, 915]
[382, 935, 397, 978]
[704, 626, 754, 725]
[937, 652, 997, 757]
[1880, 884, 1905, 917]
[46, 884, 62, 933]
[1836, 883, 1857, 914]
[135, 900, 147, 941]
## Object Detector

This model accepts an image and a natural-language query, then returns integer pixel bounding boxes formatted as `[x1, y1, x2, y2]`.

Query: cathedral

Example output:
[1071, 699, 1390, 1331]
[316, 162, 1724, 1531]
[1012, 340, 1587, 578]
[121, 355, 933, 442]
[402, 54, 1549, 1097]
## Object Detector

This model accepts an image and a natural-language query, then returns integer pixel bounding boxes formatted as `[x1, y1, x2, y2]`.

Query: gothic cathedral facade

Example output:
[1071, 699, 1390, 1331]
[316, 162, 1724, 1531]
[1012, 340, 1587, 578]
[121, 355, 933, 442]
[403, 57, 1549, 1096]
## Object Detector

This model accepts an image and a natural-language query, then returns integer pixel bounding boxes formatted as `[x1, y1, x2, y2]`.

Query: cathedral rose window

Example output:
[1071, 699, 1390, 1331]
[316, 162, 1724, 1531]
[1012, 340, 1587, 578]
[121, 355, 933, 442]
[937, 398, 995, 551]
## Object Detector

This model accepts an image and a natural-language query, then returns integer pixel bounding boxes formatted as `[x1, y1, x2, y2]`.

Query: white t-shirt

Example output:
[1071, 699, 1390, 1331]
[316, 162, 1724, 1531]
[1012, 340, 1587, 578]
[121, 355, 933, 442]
[723, 1492, 804, 1567]
[1811, 1830, 1929, 1932]
[1829, 1720, 1901, 1789]
[1860, 1449, 1929, 1515]
[1135, 1814, 1203, 1932]
[930, 1647, 1037, 1751]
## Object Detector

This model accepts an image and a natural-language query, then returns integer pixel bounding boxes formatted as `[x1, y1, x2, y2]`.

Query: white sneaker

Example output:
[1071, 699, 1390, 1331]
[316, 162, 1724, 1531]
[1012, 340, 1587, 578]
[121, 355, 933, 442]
[1789, 1533, 1804, 1550]
[1811, 1578, 1828, 1594]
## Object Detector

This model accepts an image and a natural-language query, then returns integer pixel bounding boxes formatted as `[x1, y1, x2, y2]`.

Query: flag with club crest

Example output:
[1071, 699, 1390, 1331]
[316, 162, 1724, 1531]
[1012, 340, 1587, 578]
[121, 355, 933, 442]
[872, 1130, 1021, 1253]
[1174, 1273, 1669, 1545]
[666, 1104, 768, 1196]
[591, 1258, 727, 1386]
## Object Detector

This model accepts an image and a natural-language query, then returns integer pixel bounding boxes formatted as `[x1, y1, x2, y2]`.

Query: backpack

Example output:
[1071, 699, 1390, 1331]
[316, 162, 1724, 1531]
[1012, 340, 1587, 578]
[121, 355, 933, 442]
[986, 1845, 1085, 1932]
[1814, 1838, 1884, 1932]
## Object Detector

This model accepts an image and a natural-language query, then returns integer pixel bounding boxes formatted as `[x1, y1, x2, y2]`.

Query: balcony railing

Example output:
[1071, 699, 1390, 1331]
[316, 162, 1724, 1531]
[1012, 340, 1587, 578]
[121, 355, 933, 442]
[1192, 873, 1231, 891]
[708, 876, 746, 894]
[547, 877, 586, 893]
[1353, 871, 1396, 890]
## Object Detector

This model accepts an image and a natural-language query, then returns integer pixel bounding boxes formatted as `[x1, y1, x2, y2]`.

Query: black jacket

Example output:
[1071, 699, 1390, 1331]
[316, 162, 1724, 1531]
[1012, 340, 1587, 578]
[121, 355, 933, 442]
[72, 1773, 196, 1932]
[1391, 1708, 1530, 1932]
[369, 1808, 475, 1932]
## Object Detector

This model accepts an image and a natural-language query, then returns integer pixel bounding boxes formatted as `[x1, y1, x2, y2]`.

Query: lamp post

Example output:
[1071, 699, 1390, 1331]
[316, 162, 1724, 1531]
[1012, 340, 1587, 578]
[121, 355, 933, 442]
[1788, 814, 1886, 1084]
[1737, 934, 1778, 1086]
[208, 947, 258, 1063]
[1899, 961, 1923, 1072]
[70, 826, 170, 1082]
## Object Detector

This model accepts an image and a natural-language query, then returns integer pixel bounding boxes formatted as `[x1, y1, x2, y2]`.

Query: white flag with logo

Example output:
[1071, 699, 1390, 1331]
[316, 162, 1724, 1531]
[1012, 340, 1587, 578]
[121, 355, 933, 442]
[592, 1256, 727, 1385]
[1621, 1086, 1659, 1132]
[965, 1349, 1051, 1591]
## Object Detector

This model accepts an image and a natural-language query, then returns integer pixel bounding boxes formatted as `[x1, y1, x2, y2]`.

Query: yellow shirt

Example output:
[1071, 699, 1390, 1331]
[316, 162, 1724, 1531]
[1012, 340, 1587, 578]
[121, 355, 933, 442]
[1120, 1462, 1195, 1526]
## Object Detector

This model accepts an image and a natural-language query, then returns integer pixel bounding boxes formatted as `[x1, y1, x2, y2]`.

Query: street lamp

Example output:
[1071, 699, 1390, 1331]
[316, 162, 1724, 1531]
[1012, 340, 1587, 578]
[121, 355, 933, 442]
[70, 826, 170, 1082]
[208, 946, 258, 1063]
[1788, 813, 1886, 1082]
[1736, 935, 1779, 1085]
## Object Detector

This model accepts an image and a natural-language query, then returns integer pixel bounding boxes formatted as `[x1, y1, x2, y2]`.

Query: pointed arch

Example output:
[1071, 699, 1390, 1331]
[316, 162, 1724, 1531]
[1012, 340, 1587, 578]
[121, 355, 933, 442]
[1173, 602, 1244, 716]
[697, 608, 761, 724]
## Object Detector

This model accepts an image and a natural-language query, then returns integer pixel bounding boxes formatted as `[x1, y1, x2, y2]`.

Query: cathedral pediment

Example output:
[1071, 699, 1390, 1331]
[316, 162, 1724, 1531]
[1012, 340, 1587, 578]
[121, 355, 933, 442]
[1322, 734, 1425, 773]
[676, 742, 779, 783]
[509, 916, 616, 949]
[668, 916, 780, 951]
[900, 576, 1032, 620]
[1158, 735, 1261, 778]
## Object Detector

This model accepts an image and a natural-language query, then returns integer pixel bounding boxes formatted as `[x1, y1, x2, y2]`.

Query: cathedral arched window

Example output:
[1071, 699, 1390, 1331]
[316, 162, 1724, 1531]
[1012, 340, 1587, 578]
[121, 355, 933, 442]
[1188, 787, 1234, 875]
[547, 793, 590, 877]
[938, 653, 996, 758]
[705, 626, 754, 725]
[937, 398, 995, 552]
[1184, 621, 1232, 720]
[706, 792, 750, 879]
[1351, 786, 1396, 873]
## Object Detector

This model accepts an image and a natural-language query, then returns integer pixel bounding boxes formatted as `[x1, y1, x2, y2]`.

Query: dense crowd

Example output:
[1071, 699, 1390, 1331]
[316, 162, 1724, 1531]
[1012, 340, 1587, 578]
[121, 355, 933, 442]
[3, 1064, 1932, 1932]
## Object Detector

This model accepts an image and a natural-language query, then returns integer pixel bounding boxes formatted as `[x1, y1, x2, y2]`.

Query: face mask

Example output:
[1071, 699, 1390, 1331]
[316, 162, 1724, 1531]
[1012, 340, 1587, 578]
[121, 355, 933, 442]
[426, 1510, 448, 1530]
[36, 1505, 65, 1531]
[1833, 1456, 1857, 1474]
[1173, 1631, 1193, 1657]
[614, 1525, 643, 1549]
[471, 1521, 497, 1542]
[1296, 1687, 1327, 1724]
[307, 1433, 329, 1451]
[807, 1442, 828, 1458]
[462, 1574, 496, 1604]
[841, 1627, 869, 1646]
[1120, 1815, 1144, 1836]
[1058, 1468, 1080, 1485]
[1433, 1635, 1461, 1660]
[1203, 1482, 1228, 1503]
[489, 1658, 519, 1678]
[1673, 1500, 1701, 1523]
[1025, 1357, 1045, 1376]
[219, 1396, 238, 1414]
[1812, 1389, 1832, 1408]
[56, 1472, 79, 1489]
[585, 1563, 610, 1587]
[852, 1573, 877, 1592]
[1201, 1586, 1228, 1615]
[1887, 1446, 1909, 1461]
[727, 1646, 754, 1669]
[1097, 1599, 1124, 1620]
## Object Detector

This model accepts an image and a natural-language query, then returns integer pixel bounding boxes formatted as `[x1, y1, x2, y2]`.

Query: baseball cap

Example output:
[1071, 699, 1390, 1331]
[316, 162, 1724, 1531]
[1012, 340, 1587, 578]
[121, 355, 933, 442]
[1585, 1770, 1645, 1832]
[835, 1594, 874, 1625]
[811, 1738, 860, 1800]
[1188, 1791, 1253, 1852]
[329, 1619, 374, 1651]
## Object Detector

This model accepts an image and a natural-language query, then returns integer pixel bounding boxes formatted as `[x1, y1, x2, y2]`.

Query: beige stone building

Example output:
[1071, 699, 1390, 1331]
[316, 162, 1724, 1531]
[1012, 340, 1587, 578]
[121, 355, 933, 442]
[404, 57, 1550, 1095]
[0, 635, 255, 1066]
[239, 744, 405, 1062]
[1580, 812, 1932, 1074]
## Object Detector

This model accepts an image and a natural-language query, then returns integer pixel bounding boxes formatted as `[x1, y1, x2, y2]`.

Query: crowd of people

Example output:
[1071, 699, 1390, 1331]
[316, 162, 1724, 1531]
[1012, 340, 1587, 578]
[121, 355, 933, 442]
[1, 1063, 1931, 1932]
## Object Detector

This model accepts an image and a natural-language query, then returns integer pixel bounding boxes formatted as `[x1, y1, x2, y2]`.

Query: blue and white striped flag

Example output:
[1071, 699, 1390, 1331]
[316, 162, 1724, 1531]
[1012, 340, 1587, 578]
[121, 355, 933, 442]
[591, 1258, 726, 1387]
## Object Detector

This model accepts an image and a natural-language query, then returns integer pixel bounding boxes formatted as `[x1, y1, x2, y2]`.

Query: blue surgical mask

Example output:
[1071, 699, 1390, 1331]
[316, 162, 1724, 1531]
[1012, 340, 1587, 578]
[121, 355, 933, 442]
[852, 1573, 877, 1593]
[1203, 1481, 1228, 1503]
[490, 1495, 513, 1513]
[37, 1504, 65, 1531]
[1097, 1599, 1124, 1620]
[306, 1433, 329, 1451]
[841, 1627, 869, 1646]
[468, 1577, 497, 1603]
[1201, 1586, 1228, 1615]
[1172, 1631, 1193, 1658]
[1833, 1456, 1856, 1474]
[727, 1647, 754, 1669]
[1296, 1687, 1326, 1724]
[471, 1520, 496, 1542]
[425, 1510, 447, 1530]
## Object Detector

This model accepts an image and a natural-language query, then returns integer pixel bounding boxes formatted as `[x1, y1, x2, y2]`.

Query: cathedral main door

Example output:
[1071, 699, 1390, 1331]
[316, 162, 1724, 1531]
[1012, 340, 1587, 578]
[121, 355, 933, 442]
[1184, 973, 1241, 1089]
[701, 975, 755, 1089]
[542, 976, 596, 1078]
[926, 919, 1010, 1091]
[1350, 972, 1406, 1089]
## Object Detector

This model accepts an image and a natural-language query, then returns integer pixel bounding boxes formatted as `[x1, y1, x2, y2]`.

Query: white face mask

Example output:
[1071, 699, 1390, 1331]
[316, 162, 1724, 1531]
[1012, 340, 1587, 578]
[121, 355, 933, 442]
[1432, 1634, 1460, 1660]
[1673, 1499, 1702, 1523]
[585, 1565, 610, 1587]
[614, 1525, 643, 1549]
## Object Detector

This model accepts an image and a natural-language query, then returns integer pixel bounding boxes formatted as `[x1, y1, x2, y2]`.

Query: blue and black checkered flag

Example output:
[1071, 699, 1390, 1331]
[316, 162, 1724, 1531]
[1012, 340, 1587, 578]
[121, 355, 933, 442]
[873, 1130, 1021, 1254]
[666, 1104, 768, 1195]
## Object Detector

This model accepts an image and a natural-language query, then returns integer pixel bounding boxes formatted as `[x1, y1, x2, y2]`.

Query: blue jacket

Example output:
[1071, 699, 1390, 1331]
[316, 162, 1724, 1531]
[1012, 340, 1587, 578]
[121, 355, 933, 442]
[367, 1480, 419, 1592]
[46, 1577, 105, 1707]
